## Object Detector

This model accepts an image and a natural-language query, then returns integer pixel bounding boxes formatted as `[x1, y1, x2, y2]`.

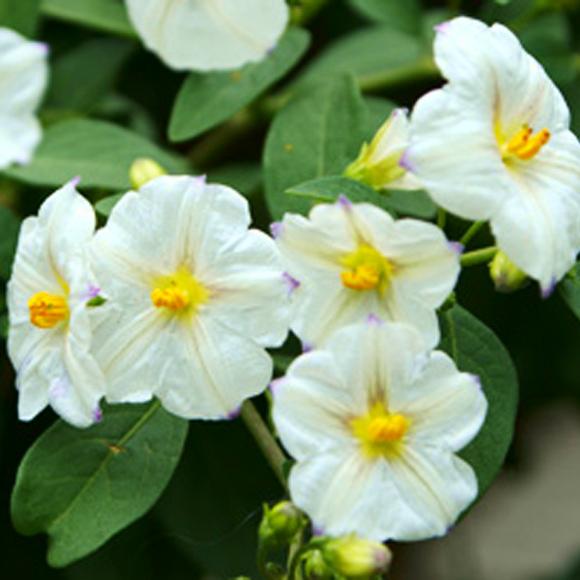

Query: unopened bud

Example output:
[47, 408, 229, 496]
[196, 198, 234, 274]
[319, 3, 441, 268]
[259, 501, 304, 545]
[344, 109, 419, 191]
[323, 536, 392, 579]
[489, 250, 527, 293]
[303, 549, 333, 580]
[129, 158, 166, 190]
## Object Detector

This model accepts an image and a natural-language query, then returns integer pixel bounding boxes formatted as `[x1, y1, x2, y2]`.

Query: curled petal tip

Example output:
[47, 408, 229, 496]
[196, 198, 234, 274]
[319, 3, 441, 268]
[93, 407, 103, 423]
[337, 194, 352, 209]
[469, 373, 482, 389]
[69, 176, 81, 188]
[367, 313, 383, 325]
[194, 174, 207, 186]
[270, 221, 284, 239]
[541, 278, 557, 299]
[448, 241, 464, 255]
[312, 524, 325, 536]
[269, 378, 285, 396]
[301, 341, 313, 353]
[435, 21, 451, 34]
[398, 150, 414, 172]
[227, 406, 241, 420]
[283, 272, 300, 295]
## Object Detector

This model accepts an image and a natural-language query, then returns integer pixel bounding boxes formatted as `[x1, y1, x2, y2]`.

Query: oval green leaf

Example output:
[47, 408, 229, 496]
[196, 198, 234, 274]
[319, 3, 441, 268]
[559, 262, 580, 321]
[169, 27, 311, 142]
[263, 74, 367, 219]
[11, 401, 188, 567]
[3, 119, 188, 190]
[439, 304, 519, 496]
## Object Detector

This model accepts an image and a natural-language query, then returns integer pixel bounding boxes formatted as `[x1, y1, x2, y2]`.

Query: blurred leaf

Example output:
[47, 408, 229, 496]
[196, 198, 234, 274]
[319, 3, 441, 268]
[439, 305, 519, 496]
[0, 206, 20, 279]
[295, 26, 432, 91]
[347, 0, 422, 35]
[11, 401, 188, 568]
[46, 37, 135, 113]
[519, 12, 575, 84]
[95, 192, 124, 217]
[169, 28, 311, 142]
[264, 74, 367, 219]
[41, 0, 135, 37]
[155, 419, 281, 577]
[0, 0, 41, 36]
[285, 176, 436, 219]
[208, 163, 262, 198]
[4, 119, 187, 190]
[559, 262, 580, 321]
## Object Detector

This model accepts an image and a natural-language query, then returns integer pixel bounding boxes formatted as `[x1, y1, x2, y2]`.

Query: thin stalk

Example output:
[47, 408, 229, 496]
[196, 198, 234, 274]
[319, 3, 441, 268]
[460, 246, 497, 267]
[241, 400, 287, 487]
[437, 208, 447, 230]
[459, 221, 485, 247]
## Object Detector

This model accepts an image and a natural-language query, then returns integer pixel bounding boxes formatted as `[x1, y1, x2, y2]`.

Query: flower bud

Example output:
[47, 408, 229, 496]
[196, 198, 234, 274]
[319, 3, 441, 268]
[489, 250, 527, 293]
[323, 535, 392, 579]
[344, 109, 419, 192]
[259, 501, 304, 545]
[303, 549, 334, 580]
[129, 158, 166, 190]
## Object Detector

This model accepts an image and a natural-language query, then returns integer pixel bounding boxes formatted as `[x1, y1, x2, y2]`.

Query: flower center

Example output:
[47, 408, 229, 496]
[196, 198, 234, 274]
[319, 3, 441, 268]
[151, 267, 209, 314]
[340, 244, 394, 293]
[351, 402, 409, 459]
[28, 292, 69, 329]
[500, 124, 550, 161]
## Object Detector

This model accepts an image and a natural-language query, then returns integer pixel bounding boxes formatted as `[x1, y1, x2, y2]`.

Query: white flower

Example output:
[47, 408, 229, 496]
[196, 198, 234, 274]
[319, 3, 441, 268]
[7, 181, 106, 427]
[406, 16, 580, 294]
[272, 320, 487, 541]
[125, 0, 289, 72]
[345, 108, 421, 191]
[0, 27, 48, 169]
[91, 175, 289, 419]
[274, 199, 460, 349]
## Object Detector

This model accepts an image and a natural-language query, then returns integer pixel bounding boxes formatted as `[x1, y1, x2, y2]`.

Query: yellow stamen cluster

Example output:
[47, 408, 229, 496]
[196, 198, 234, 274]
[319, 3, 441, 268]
[151, 267, 209, 314]
[340, 244, 394, 293]
[502, 124, 550, 161]
[351, 402, 410, 459]
[28, 292, 69, 329]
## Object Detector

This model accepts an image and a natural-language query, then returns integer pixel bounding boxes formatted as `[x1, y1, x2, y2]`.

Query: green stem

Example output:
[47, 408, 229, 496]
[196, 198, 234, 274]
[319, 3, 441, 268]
[358, 57, 439, 93]
[437, 208, 447, 230]
[459, 221, 485, 247]
[241, 400, 287, 487]
[460, 246, 497, 267]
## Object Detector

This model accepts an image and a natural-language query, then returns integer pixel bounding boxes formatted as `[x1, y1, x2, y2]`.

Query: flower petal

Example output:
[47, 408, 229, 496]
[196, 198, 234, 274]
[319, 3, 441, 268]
[126, 0, 289, 71]
[203, 229, 290, 347]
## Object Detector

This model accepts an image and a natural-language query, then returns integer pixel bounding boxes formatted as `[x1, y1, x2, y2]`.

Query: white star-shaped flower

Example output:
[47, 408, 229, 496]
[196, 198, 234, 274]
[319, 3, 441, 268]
[406, 16, 580, 294]
[272, 320, 487, 541]
[0, 27, 48, 169]
[91, 175, 290, 419]
[125, 0, 289, 72]
[274, 199, 460, 349]
[7, 181, 106, 427]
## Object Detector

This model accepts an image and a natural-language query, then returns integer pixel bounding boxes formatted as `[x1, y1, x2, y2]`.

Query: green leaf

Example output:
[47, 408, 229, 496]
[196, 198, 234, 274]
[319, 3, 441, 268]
[40, 0, 135, 37]
[347, 0, 422, 35]
[559, 262, 580, 321]
[4, 119, 187, 190]
[295, 26, 433, 91]
[169, 28, 310, 142]
[285, 176, 437, 220]
[95, 192, 124, 217]
[208, 163, 262, 198]
[0, 0, 41, 36]
[364, 96, 396, 138]
[46, 37, 135, 113]
[0, 205, 20, 279]
[439, 305, 518, 496]
[263, 74, 367, 219]
[11, 401, 188, 567]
